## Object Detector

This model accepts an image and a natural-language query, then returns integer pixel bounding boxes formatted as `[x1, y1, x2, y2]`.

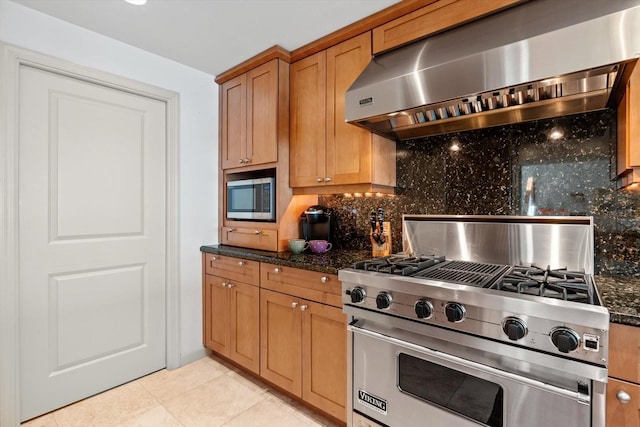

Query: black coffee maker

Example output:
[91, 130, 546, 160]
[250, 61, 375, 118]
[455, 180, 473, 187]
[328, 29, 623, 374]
[300, 205, 331, 242]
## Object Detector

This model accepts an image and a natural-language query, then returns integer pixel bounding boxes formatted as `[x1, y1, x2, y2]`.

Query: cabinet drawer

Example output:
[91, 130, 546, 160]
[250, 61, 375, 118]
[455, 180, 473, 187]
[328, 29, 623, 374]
[204, 253, 259, 285]
[221, 226, 278, 251]
[607, 378, 640, 427]
[261, 262, 341, 307]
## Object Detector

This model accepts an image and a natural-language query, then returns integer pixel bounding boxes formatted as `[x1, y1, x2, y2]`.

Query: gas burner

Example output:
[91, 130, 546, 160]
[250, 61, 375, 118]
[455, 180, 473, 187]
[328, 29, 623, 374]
[353, 255, 445, 276]
[492, 265, 594, 304]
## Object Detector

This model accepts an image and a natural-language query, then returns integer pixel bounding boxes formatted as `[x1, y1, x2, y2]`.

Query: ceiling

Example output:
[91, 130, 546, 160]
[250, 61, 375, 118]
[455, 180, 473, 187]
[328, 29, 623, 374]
[12, 0, 400, 77]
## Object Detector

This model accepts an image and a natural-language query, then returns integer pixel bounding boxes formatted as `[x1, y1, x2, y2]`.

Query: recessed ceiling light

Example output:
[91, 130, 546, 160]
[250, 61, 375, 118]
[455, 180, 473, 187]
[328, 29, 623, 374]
[124, 0, 147, 5]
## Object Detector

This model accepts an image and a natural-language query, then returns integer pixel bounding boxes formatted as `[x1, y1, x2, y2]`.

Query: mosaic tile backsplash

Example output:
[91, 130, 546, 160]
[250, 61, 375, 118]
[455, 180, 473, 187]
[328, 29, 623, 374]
[319, 110, 640, 276]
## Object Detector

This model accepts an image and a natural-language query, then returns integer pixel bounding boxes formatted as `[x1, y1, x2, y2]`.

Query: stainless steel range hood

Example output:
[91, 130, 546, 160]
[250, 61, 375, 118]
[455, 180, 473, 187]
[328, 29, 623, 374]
[346, 0, 640, 141]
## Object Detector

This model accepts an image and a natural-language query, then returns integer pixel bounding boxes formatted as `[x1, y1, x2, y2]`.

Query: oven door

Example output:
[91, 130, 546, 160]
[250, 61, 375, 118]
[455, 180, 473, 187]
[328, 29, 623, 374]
[350, 323, 592, 427]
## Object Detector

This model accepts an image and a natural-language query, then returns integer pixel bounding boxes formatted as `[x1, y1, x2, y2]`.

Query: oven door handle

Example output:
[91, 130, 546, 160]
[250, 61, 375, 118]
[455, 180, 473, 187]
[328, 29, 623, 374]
[348, 323, 589, 403]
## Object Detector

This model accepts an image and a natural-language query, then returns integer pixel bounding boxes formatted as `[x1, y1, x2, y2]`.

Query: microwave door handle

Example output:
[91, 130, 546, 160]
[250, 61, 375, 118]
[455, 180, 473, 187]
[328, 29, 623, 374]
[348, 324, 584, 402]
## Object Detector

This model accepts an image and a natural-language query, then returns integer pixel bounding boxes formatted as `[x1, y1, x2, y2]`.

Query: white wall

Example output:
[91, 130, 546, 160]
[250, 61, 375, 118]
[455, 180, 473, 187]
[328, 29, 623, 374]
[0, 0, 218, 365]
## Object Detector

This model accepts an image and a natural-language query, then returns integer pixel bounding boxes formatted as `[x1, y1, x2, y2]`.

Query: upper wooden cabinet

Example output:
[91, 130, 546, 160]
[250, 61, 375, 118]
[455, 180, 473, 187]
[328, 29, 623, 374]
[616, 61, 640, 188]
[290, 32, 396, 194]
[372, 0, 524, 54]
[221, 59, 282, 169]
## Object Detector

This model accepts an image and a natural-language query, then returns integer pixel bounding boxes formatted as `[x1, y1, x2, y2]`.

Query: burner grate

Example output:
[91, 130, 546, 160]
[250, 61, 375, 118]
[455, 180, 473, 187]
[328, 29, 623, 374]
[413, 261, 510, 287]
[493, 266, 595, 304]
[353, 255, 445, 276]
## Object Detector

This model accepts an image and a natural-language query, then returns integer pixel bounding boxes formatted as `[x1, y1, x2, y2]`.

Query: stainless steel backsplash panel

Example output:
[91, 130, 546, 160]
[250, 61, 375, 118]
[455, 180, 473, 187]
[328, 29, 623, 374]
[402, 215, 594, 273]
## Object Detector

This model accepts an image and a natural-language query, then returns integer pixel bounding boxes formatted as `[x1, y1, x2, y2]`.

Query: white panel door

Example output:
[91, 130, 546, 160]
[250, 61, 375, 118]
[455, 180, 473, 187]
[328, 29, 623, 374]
[19, 64, 167, 421]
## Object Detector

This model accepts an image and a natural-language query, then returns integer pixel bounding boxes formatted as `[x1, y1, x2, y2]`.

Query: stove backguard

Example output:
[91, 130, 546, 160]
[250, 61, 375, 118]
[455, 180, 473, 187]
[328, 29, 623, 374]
[402, 215, 594, 274]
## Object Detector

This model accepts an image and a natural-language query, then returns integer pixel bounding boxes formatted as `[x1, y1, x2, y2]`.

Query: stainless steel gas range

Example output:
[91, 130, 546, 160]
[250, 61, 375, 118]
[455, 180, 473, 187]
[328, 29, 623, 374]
[339, 215, 609, 427]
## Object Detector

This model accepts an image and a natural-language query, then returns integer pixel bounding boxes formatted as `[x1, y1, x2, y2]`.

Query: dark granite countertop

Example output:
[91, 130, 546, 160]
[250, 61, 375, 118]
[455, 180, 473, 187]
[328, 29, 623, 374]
[596, 274, 640, 327]
[200, 244, 371, 275]
[200, 245, 640, 327]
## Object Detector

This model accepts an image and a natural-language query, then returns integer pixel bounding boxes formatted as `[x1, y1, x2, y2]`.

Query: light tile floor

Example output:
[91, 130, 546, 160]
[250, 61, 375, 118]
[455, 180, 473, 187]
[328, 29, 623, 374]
[22, 355, 341, 427]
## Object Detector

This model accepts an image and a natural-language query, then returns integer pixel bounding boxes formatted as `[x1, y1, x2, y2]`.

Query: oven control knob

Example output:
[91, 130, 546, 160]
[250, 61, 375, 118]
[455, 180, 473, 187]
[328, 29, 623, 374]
[502, 317, 527, 341]
[414, 300, 433, 319]
[376, 292, 392, 309]
[444, 302, 466, 323]
[347, 287, 366, 304]
[551, 327, 581, 353]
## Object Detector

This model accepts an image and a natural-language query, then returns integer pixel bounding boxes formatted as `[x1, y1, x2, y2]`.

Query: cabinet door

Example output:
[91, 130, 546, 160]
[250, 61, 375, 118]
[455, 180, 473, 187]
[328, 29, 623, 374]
[302, 301, 347, 422]
[203, 275, 230, 356]
[221, 74, 247, 169]
[260, 288, 302, 396]
[326, 32, 373, 185]
[229, 281, 260, 374]
[609, 322, 640, 383]
[246, 60, 279, 167]
[372, 0, 522, 54]
[616, 63, 640, 185]
[607, 378, 640, 427]
[290, 52, 327, 188]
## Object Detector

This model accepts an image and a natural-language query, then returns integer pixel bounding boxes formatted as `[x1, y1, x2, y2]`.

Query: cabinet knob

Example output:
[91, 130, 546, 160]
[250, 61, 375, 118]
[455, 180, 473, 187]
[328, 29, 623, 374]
[316, 177, 323, 183]
[254, 230, 261, 235]
[221, 282, 228, 288]
[617, 390, 632, 404]
[291, 302, 299, 308]
[244, 158, 250, 164]
[238, 261, 245, 266]
[300, 305, 308, 311]
[228, 228, 235, 232]
[238, 159, 244, 164]
[325, 177, 332, 182]
[320, 276, 328, 283]
[211, 256, 217, 261]
[274, 267, 281, 273]
[227, 283, 234, 289]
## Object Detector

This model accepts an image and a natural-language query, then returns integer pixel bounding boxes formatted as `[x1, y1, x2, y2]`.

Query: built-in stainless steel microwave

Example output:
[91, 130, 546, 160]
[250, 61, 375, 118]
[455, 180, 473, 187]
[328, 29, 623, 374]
[226, 177, 275, 221]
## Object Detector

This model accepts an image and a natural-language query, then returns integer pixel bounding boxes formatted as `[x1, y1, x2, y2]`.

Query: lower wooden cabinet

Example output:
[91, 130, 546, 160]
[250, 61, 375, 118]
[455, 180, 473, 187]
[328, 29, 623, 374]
[203, 267, 260, 374]
[260, 288, 347, 422]
[608, 322, 640, 426]
[202, 253, 347, 423]
[301, 299, 347, 420]
[260, 288, 303, 393]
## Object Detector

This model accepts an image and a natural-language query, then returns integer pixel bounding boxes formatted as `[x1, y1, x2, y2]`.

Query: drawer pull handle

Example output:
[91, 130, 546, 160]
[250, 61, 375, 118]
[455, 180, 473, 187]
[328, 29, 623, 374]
[274, 267, 281, 273]
[254, 230, 261, 235]
[300, 305, 308, 311]
[617, 390, 631, 404]
[291, 302, 299, 308]
[320, 276, 328, 283]
[238, 261, 245, 266]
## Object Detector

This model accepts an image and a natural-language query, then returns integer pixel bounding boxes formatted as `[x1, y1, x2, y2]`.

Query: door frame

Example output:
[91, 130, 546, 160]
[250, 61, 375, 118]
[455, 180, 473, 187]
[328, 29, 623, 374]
[0, 42, 181, 427]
